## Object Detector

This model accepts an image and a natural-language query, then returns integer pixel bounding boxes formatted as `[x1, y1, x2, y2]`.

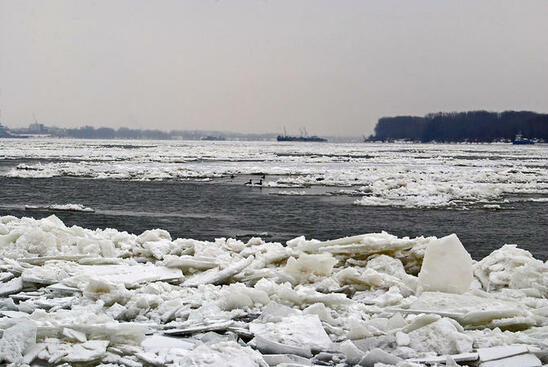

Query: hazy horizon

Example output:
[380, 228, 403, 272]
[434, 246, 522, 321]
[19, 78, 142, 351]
[1, 0, 547, 136]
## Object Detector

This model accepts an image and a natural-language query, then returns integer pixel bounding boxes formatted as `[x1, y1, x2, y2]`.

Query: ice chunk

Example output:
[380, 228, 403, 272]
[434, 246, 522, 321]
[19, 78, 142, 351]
[479, 353, 541, 367]
[335, 267, 414, 296]
[0, 276, 23, 296]
[163, 254, 218, 270]
[408, 352, 479, 364]
[63, 263, 184, 289]
[262, 354, 312, 366]
[387, 312, 408, 330]
[137, 228, 172, 243]
[253, 335, 313, 358]
[184, 256, 254, 286]
[395, 331, 410, 346]
[418, 234, 473, 294]
[478, 345, 529, 362]
[250, 314, 332, 352]
[338, 340, 365, 364]
[408, 291, 532, 328]
[142, 238, 172, 260]
[474, 245, 548, 296]
[218, 283, 270, 311]
[359, 348, 403, 367]
[63, 340, 109, 363]
[105, 303, 127, 320]
[303, 303, 338, 325]
[141, 334, 194, 352]
[163, 321, 234, 336]
[283, 253, 337, 283]
[408, 318, 473, 355]
[22, 343, 46, 364]
[317, 232, 417, 259]
[178, 341, 267, 367]
[257, 302, 301, 323]
[62, 327, 87, 343]
[0, 272, 14, 282]
[0, 320, 37, 363]
[25, 204, 95, 212]
[83, 278, 131, 306]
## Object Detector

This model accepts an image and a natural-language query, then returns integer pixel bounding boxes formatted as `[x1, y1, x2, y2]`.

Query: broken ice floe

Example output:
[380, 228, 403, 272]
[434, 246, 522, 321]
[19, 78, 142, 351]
[24, 204, 95, 213]
[3, 139, 548, 209]
[0, 215, 547, 366]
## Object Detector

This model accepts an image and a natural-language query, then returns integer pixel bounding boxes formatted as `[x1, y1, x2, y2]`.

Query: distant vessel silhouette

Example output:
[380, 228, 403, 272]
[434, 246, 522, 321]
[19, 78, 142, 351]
[513, 133, 534, 145]
[277, 127, 327, 142]
[200, 135, 225, 141]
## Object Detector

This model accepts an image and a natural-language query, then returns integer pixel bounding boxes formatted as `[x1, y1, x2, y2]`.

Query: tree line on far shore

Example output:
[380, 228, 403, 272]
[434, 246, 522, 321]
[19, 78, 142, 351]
[367, 111, 548, 142]
[7, 125, 277, 141]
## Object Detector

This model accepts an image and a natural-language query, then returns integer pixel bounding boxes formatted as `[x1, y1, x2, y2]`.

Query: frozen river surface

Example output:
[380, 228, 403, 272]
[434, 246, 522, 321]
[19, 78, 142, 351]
[0, 139, 547, 366]
[1, 139, 547, 209]
[0, 139, 546, 259]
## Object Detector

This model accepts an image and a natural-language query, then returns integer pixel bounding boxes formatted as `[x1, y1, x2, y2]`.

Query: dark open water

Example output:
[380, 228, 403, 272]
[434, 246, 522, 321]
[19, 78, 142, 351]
[1, 177, 546, 260]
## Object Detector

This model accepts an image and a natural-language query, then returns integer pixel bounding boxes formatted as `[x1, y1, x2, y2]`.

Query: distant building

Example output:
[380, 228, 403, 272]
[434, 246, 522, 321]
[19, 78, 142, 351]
[0, 124, 14, 138]
[28, 122, 48, 134]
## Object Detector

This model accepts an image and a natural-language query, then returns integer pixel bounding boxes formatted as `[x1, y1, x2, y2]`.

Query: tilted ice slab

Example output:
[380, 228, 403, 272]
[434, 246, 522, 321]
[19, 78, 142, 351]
[0, 214, 547, 366]
[2, 139, 548, 209]
[418, 233, 473, 294]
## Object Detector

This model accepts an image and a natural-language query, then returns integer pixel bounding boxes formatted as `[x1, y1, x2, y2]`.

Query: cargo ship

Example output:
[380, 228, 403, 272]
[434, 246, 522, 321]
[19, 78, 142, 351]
[277, 128, 327, 142]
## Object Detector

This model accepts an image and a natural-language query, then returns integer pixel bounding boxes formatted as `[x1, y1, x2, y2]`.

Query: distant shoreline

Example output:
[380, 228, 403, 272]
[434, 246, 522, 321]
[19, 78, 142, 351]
[366, 110, 548, 143]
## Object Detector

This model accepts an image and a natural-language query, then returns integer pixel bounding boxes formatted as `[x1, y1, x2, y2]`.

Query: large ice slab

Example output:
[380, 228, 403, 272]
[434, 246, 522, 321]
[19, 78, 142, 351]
[478, 345, 529, 362]
[478, 353, 542, 367]
[250, 314, 332, 353]
[418, 234, 473, 294]
[64, 263, 184, 288]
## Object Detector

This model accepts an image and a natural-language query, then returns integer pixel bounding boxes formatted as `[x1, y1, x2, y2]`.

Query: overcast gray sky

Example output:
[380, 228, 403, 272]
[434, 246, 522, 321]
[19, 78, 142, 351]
[1, 0, 547, 136]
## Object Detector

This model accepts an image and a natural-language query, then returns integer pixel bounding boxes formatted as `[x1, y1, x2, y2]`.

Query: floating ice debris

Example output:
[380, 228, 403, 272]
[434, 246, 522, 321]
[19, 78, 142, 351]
[25, 204, 95, 213]
[0, 214, 547, 366]
[3, 140, 548, 209]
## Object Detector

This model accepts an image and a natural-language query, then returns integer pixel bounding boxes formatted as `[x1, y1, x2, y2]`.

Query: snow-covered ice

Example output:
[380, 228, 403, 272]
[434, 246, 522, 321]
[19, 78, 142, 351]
[0, 214, 547, 366]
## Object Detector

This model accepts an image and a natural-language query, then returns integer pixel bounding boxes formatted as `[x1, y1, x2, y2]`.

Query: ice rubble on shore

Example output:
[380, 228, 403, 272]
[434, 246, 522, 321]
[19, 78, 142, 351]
[0, 215, 547, 366]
